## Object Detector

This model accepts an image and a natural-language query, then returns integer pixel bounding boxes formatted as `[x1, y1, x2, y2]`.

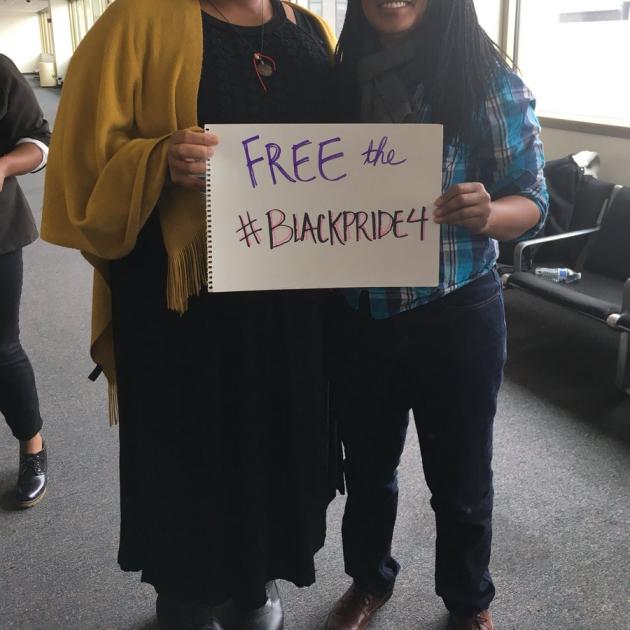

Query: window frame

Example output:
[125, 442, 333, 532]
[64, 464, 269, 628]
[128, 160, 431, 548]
[501, 0, 630, 136]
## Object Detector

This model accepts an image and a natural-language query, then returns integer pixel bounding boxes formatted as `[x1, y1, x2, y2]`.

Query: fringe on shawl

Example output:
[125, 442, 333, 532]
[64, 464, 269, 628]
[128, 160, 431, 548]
[108, 380, 119, 427]
[166, 229, 207, 314]
[103, 231, 206, 426]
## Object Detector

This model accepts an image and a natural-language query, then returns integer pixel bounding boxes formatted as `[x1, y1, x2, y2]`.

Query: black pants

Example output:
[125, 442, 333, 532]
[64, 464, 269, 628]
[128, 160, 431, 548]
[332, 271, 506, 618]
[0, 248, 42, 441]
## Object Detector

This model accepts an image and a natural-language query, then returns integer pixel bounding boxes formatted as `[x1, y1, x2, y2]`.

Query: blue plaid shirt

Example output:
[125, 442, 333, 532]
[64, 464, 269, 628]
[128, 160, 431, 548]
[343, 68, 549, 319]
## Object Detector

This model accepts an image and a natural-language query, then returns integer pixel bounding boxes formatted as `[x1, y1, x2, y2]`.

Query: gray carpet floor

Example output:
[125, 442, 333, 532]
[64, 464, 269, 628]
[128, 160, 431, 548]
[0, 80, 629, 630]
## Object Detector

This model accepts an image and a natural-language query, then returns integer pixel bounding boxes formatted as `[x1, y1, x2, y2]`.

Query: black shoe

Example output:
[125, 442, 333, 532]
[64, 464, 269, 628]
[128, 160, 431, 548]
[156, 595, 223, 630]
[16, 441, 47, 509]
[217, 582, 284, 630]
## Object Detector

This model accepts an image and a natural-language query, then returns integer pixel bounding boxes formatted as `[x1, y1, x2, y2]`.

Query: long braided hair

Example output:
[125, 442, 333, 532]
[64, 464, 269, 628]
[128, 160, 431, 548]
[335, 0, 512, 144]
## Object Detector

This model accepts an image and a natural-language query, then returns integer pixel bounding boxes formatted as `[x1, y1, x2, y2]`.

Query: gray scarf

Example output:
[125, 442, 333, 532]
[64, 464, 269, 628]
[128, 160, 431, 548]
[356, 37, 425, 123]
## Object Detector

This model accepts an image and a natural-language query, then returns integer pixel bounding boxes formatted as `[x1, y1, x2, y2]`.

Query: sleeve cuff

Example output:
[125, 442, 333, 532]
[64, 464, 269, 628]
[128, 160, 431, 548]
[16, 138, 49, 172]
[508, 191, 549, 243]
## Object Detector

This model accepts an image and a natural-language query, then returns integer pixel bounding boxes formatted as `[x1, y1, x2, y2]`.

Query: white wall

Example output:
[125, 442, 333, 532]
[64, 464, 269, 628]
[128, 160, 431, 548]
[0, 13, 42, 73]
[542, 128, 630, 187]
[49, 0, 73, 82]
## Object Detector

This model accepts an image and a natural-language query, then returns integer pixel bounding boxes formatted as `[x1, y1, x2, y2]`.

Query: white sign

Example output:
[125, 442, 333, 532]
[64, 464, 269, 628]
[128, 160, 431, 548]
[205, 123, 443, 292]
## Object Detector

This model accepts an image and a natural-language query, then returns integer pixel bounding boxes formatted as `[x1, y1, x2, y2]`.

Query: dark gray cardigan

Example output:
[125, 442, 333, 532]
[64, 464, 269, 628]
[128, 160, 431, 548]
[0, 54, 51, 255]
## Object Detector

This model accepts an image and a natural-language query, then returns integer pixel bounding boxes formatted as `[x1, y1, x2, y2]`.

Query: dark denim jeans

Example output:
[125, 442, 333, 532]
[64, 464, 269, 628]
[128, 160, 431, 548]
[0, 248, 42, 441]
[332, 270, 507, 618]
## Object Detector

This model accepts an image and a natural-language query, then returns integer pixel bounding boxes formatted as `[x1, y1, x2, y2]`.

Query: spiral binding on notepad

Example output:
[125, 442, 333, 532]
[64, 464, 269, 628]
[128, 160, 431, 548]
[205, 125, 213, 291]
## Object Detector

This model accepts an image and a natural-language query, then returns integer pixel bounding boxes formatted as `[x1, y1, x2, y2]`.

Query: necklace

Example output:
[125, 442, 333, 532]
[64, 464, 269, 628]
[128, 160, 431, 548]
[205, 0, 277, 92]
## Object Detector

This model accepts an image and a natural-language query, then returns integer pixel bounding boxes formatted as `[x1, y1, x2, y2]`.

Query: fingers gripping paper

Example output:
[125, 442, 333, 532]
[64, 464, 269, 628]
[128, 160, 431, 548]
[205, 123, 443, 292]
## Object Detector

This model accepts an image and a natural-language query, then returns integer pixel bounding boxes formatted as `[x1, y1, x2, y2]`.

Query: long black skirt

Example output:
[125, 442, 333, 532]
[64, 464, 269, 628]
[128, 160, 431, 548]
[109, 213, 337, 603]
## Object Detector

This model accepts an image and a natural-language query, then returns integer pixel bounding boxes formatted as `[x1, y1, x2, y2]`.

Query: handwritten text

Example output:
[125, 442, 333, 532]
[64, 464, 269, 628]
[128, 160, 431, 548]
[260, 207, 429, 250]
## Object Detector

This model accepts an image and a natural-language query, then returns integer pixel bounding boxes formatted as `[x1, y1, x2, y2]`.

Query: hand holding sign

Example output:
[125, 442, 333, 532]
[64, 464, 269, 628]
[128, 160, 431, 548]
[434, 182, 492, 234]
[205, 123, 443, 292]
[167, 129, 218, 191]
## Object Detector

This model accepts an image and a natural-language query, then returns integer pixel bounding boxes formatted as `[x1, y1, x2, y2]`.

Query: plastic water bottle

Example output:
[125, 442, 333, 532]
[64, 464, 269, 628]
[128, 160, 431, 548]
[534, 267, 582, 283]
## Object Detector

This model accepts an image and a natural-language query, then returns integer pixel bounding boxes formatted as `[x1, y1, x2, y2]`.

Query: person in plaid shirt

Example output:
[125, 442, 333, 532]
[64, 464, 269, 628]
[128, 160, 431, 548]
[326, 2, 549, 630]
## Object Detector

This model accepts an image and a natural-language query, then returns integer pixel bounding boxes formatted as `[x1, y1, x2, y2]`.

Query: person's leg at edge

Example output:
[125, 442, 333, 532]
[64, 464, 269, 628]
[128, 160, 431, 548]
[0, 249, 46, 507]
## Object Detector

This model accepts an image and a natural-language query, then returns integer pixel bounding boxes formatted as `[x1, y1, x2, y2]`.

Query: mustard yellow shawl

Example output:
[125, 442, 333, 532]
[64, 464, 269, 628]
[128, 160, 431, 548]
[41, 0, 336, 423]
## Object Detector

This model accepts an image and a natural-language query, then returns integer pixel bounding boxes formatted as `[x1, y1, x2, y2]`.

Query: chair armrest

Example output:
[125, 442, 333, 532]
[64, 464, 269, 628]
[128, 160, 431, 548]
[605, 278, 630, 331]
[513, 227, 600, 272]
[623, 278, 630, 313]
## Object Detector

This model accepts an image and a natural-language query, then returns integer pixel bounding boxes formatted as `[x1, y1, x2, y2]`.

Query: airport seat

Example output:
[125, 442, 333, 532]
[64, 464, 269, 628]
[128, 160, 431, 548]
[497, 154, 615, 273]
[503, 186, 630, 393]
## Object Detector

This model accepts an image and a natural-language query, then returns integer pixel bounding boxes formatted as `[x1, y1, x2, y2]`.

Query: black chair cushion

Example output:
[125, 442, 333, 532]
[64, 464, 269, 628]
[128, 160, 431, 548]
[585, 187, 630, 281]
[508, 270, 624, 321]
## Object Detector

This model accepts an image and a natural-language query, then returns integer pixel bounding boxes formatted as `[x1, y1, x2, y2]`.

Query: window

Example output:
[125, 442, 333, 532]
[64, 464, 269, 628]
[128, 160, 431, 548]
[517, 0, 630, 126]
[295, 0, 628, 131]
[307, 1, 323, 16]
[474, 0, 502, 43]
[302, 0, 345, 36]
[335, 0, 348, 37]
[301, 1, 500, 45]
[38, 9, 54, 57]
[67, 0, 113, 50]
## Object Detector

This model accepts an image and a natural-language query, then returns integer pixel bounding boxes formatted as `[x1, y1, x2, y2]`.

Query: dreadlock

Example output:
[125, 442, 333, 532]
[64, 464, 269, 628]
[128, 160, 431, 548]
[335, 0, 512, 144]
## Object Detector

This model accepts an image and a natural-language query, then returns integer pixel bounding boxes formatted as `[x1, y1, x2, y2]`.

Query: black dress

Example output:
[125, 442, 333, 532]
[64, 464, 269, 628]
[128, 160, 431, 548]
[109, 2, 337, 603]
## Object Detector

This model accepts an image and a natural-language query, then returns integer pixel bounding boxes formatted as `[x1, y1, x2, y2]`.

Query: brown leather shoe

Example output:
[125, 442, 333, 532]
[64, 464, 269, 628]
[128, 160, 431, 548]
[447, 609, 494, 630]
[324, 583, 392, 630]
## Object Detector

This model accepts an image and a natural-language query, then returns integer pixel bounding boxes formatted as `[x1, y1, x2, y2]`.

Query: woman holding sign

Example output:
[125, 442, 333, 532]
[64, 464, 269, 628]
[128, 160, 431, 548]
[327, 2, 548, 630]
[42, 1, 337, 629]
